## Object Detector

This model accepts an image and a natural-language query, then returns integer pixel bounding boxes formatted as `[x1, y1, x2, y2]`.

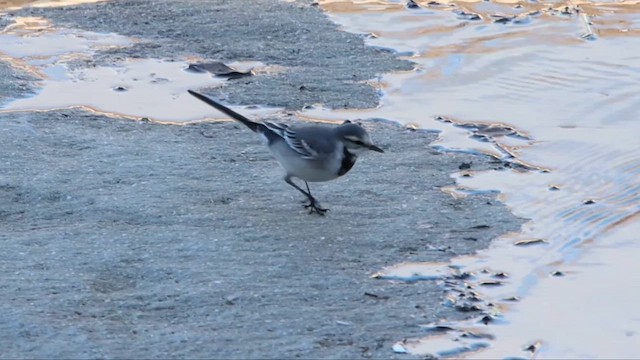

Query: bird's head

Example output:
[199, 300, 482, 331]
[335, 120, 384, 154]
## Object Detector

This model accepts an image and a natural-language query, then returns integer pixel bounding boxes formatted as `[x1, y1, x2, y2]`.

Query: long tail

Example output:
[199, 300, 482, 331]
[188, 89, 260, 133]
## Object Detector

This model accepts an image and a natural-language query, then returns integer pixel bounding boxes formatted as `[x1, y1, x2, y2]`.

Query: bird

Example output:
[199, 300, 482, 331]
[188, 89, 384, 215]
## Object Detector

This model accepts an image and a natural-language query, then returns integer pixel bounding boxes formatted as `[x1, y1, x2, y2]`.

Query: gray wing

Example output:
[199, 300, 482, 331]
[264, 122, 320, 159]
[263, 121, 288, 137]
[289, 126, 338, 159]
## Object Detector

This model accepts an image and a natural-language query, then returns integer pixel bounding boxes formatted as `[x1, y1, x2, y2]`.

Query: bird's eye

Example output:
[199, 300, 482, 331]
[345, 136, 367, 146]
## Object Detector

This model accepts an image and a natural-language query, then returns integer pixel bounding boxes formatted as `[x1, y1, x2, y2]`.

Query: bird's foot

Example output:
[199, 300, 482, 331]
[303, 198, 329, 215]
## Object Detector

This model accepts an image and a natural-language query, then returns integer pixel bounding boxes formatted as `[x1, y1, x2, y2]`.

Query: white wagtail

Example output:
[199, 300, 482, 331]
[188, 90, 384, 215]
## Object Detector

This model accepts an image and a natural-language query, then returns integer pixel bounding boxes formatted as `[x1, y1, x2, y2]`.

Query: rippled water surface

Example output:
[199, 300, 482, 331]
[316, 0, 640, 357]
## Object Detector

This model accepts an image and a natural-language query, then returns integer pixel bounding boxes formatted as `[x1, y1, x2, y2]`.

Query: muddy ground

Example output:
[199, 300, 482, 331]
[1, 0, 522, 358]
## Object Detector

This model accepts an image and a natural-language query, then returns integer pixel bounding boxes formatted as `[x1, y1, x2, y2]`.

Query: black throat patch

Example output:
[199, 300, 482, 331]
[338, 147, 357, 176]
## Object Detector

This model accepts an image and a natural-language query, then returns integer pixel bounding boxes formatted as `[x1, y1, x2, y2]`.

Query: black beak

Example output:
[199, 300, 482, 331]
[368, 144, 384, 153]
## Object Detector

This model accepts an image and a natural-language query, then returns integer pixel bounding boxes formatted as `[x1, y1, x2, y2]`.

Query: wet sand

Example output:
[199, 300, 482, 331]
[0, 0, 523, 358]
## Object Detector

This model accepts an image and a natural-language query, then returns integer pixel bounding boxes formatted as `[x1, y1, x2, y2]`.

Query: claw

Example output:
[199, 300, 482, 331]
[303, 198, 329, 215]
[305, 205, 328, 215]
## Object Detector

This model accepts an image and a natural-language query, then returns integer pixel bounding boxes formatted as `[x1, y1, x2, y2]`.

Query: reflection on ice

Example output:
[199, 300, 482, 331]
[3, 58, 225, 121]
[0, 0, 105, 11]
[0, 18, 280, 122]
[1, 57, 278, 122]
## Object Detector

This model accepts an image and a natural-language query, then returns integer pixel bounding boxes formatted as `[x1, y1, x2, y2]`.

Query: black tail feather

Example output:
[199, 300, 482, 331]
[188, 89, 259, 132]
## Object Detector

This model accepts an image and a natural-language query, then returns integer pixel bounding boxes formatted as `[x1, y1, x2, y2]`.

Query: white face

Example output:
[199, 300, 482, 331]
[337, 123, 384, 153]
[343, 134, 373, 153]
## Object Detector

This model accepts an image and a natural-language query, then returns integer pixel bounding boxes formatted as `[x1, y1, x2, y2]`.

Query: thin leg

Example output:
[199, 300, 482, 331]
[284, 176, 328, 215]
[301, 181, 313, 205]
[302, 181, 319, 209]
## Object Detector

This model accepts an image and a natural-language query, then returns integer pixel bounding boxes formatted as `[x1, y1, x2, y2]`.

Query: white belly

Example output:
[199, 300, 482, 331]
[269, 142, 344, 182]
